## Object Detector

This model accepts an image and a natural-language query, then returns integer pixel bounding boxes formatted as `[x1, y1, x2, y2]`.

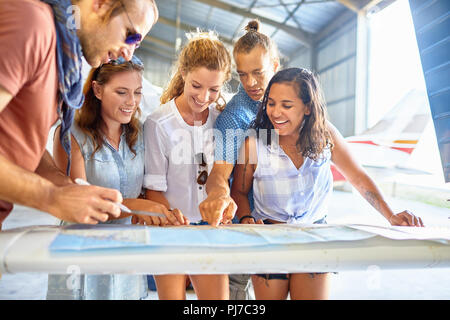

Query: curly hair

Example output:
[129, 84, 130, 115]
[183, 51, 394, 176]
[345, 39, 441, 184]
[251, 68, 333, 160]
[75, 59, 143, 158]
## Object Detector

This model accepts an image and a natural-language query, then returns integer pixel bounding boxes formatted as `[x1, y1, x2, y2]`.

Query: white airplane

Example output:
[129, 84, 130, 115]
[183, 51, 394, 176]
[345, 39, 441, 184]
[331, 89, 435, 183]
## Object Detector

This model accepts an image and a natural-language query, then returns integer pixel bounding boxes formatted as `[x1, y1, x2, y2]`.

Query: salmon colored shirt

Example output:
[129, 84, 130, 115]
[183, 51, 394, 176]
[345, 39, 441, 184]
[0, 0, 59, 225]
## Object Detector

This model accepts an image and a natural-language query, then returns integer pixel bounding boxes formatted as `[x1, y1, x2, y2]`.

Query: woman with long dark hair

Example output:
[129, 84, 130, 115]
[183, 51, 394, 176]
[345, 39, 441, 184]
[231, 67, 423, 300]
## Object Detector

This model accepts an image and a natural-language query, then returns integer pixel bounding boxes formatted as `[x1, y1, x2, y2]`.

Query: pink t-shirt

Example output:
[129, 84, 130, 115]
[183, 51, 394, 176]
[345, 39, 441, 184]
[0, 0, 59, 225]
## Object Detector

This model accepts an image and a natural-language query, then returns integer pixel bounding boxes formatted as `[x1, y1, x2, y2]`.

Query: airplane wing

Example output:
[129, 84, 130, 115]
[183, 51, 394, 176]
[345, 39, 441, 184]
[0, 224, 448, 274]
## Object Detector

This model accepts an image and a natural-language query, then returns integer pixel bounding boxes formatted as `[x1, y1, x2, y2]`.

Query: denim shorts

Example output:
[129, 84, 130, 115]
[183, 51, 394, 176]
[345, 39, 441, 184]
[255, 216, 329, 280]
[254, 272, 327, 281]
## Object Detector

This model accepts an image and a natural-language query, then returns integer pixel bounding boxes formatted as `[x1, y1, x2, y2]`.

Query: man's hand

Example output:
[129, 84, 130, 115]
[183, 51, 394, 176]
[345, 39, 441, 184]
[46, 184, 123, 224]
[199, 192, 237, 226]
[0, 153, 123, 224]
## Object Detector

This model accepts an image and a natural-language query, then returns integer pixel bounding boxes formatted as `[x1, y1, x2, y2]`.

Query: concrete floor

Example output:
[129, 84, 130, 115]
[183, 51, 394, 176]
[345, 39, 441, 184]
[0, 190, 449, 300]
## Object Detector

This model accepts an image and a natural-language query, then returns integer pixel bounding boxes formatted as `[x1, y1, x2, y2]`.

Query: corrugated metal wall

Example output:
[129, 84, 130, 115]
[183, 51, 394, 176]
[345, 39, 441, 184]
[139, 53, 173, 90]
[409, 0, 450, 182]
[289, 18, 358, 137]
[288, 47, 312, 70]
[317, 21, 357, 138]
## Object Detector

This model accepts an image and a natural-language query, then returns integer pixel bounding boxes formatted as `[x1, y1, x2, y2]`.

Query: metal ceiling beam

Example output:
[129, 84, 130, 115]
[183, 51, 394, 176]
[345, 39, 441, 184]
[278, 0, 304, 30]
[373, 0, 396, 12]
[314, 7, 356, 44]
[254, 0, 335, 8]
[336, 0, 361, 12]
[336, 0, 393, 14]
[157, 16, 234, 45]
[231, 0, 258, 43]
[144, 35, 176, 50]
[193, 0, 313, 47]
[271, 0, 305, 38]
[157, 17, 195, 34]
[360, 0, 387, 12]
[175, 0, 182, 51]
[205, 5, 214, 27]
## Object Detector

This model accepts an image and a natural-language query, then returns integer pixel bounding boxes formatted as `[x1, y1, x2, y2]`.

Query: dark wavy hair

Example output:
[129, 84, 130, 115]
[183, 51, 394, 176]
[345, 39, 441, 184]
[75, 59, 143, 157]
[251, 67, 333, 160]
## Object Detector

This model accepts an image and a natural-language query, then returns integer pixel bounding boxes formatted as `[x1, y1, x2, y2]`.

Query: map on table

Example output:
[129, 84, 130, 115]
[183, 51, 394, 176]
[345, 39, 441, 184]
[49, 223, 450, 252]
[49, 223, 376, 252]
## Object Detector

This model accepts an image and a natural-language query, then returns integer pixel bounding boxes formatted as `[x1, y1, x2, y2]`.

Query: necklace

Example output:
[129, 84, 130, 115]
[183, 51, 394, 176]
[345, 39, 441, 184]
[281, 143, 302, 155]
[106, 135, 120, 146]
[101, 130, 121, 149]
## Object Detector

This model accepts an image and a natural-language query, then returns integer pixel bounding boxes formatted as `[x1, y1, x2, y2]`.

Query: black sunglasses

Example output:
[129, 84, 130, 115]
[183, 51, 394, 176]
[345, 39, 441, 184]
[93, 55, 144, 80]
[195, 153, 208, 185]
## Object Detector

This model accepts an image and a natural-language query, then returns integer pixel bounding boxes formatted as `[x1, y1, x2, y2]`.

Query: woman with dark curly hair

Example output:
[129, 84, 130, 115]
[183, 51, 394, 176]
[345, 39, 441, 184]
[231, 67, 424, 300]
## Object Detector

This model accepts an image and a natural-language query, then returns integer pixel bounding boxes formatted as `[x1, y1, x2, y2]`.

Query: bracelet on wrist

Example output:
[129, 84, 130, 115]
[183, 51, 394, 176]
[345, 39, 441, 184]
[239, 215, 255, 223]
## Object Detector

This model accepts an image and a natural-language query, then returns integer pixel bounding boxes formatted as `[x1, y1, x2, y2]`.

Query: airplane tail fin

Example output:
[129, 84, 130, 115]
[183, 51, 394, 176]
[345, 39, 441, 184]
[332, 89, 431, 182]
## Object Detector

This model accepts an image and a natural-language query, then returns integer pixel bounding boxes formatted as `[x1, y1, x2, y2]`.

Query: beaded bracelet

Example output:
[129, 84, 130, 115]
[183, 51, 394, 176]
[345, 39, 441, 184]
[239, 215, 255, 224]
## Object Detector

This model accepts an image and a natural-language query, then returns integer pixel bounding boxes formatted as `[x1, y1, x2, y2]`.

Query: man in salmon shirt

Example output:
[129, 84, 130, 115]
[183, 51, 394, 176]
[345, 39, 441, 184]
[0, 0, 158, 230]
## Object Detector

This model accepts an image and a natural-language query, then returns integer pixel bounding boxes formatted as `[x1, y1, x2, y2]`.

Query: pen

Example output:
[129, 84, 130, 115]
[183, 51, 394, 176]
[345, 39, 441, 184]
[74, 178, 166, 218]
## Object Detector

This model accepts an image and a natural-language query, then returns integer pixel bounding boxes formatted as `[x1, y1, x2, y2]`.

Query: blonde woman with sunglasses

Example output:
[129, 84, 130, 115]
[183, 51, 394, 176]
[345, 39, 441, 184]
[143, 31, 232, 300]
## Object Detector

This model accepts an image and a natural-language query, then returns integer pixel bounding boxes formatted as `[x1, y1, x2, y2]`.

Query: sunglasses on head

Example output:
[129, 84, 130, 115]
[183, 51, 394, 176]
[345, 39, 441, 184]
[195, 153, 208, 185]
[93, 55, 143, 80]
[108, 55, 143, 66]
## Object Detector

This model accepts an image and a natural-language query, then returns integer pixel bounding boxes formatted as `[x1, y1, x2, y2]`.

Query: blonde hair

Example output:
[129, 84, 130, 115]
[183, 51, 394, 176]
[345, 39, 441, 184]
[160, 31, 232, 111]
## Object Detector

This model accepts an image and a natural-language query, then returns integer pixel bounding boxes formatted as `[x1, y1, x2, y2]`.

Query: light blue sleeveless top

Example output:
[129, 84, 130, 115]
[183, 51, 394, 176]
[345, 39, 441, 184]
[252, 137, 333, 224]
[72, 124, 145, 204]
[47, 123, 147, 300]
